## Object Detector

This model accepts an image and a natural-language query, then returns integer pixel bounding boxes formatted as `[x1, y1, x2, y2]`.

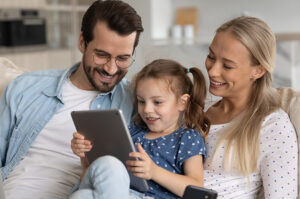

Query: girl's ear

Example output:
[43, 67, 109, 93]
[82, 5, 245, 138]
[78, 33, 85, 53]
[178, 94, 190, 111]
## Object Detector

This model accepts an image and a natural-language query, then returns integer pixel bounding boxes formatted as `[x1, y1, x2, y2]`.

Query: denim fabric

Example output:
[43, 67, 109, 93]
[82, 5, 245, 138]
[0, 63, 135, 180]
[70, 156, 154, 199]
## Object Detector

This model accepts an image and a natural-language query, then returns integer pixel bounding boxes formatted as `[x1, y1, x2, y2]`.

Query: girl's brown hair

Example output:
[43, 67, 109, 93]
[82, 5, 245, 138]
[132, 59, 210, 137]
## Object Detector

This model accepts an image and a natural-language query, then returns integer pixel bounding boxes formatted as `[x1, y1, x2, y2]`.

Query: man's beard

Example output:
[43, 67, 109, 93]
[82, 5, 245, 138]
[82, 53, 127, 92]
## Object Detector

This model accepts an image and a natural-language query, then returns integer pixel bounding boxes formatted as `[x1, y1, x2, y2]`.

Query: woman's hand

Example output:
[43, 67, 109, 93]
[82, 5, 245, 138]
[126, 143, 158, 180]
[71, 132, 93, 158]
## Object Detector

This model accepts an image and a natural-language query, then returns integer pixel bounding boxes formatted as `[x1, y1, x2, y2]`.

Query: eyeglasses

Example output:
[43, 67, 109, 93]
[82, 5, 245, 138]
[93, 52, 135, 69]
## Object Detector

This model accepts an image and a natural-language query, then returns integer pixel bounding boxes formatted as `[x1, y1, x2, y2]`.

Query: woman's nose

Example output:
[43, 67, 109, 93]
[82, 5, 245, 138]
[207, 62, 221, 77]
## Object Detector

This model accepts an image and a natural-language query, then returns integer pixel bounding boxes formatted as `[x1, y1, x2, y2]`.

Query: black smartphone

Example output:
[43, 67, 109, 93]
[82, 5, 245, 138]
[182, 185, 218, 199]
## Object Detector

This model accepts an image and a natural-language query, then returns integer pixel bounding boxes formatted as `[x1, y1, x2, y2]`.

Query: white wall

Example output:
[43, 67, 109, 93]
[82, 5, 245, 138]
[173, 0, 300, 38]
[125, 0, 300, 90]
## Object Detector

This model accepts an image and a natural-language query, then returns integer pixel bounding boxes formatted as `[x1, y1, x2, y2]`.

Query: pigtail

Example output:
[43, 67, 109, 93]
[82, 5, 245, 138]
[185, 67, 210, 138]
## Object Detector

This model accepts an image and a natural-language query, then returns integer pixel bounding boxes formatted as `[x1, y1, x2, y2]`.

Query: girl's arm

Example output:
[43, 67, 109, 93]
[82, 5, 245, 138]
[71, 132, 93, 180]
[126, 143, 204, 197]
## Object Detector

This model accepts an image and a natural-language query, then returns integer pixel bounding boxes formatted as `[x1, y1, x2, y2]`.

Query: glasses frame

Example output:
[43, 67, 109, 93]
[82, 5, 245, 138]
[92, 51, 135, 69]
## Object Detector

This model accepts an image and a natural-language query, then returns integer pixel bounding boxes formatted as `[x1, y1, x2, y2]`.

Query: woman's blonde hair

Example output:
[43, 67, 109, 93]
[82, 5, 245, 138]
[213, 16, 281, 175]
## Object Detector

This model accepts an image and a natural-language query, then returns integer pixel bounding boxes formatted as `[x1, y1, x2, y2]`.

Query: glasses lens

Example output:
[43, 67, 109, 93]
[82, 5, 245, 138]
[116, 57, 134, 69]
[93, 53, 135, 69]
[93, 54, 107, 65]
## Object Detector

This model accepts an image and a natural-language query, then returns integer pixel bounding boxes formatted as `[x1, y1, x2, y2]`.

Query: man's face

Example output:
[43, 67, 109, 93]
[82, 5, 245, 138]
[79, 22, 136, 92]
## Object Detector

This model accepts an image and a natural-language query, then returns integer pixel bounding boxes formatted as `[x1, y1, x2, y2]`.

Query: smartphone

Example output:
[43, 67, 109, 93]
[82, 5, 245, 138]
[182, 185, 218, 199]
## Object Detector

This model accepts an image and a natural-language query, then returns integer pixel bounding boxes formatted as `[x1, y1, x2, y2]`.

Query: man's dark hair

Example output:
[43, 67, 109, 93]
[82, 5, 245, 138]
[81, 0, 144, 52]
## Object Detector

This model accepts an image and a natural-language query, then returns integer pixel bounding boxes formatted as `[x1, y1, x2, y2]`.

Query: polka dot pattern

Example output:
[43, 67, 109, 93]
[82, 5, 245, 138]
[130, 125, 206, 199]
[203, 109, 298, 198]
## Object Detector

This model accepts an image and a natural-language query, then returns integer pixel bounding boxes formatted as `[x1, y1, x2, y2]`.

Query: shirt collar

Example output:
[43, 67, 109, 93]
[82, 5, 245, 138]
[43, 62, 119, 101]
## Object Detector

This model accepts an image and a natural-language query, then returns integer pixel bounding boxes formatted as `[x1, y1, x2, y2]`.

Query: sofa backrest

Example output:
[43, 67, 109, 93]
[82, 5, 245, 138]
[0, 57, 26, 97]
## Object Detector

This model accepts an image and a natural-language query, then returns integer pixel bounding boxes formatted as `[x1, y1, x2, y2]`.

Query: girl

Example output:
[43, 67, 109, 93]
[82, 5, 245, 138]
[70, 59, 210, 199]
[203, 16, 298, 198]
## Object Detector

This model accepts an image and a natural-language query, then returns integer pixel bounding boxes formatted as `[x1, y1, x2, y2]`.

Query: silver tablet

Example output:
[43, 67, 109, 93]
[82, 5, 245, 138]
[71, 109, 149, 193]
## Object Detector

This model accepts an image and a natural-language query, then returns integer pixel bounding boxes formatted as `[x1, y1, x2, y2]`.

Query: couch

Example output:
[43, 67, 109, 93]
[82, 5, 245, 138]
[0, 57, 299, 198]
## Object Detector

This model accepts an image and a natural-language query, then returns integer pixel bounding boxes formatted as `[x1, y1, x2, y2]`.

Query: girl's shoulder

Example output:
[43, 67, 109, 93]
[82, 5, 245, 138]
[129, 124, 147, 136]
[179, 128, 205, 142]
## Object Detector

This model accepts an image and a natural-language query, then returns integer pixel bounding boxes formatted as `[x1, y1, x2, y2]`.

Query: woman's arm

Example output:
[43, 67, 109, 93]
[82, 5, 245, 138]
[126, 143, 204, 197]
[259, 110, 298, 198]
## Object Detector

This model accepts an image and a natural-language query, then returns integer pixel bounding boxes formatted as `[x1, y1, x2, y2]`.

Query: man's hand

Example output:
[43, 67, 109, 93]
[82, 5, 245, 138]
[126, 143, 158, 180]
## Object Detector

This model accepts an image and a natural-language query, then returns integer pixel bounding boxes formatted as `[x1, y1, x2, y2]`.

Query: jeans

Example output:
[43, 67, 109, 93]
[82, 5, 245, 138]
[69, 156, 153, 199]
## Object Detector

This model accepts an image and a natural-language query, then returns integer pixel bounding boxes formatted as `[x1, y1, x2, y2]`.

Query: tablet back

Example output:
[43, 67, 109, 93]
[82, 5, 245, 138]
[71, 109, 148, 193]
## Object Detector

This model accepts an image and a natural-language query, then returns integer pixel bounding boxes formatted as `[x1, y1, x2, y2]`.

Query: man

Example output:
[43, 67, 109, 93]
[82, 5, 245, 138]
[0, 1, 143, 198]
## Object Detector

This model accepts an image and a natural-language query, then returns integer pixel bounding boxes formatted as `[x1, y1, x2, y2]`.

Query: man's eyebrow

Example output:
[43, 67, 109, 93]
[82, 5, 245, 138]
[93, 49, 131, 57]
[93, 49, 109, 54]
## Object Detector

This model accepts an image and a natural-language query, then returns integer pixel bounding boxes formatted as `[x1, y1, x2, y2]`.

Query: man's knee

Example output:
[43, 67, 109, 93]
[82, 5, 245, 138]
[89, 155, 127, 176]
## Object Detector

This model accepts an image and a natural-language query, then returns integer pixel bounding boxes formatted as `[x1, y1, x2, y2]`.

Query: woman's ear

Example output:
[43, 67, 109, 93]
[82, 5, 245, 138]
[251, 65, 266, 80]
[78, 33, 85, 53]
[178, 94, 190, 111]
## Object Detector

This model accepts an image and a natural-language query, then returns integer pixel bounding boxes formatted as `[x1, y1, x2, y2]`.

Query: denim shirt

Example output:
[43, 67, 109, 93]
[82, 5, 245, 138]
[0, 63, 135, 180]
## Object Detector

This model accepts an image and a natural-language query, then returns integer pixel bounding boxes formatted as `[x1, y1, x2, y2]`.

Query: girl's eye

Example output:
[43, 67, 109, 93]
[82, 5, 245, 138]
[137, 100, 145, 104]
[154, 101, 162, 105]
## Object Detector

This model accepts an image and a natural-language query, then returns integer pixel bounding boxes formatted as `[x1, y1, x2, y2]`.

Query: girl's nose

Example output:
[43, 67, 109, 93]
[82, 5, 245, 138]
[143, 102, 153, 113]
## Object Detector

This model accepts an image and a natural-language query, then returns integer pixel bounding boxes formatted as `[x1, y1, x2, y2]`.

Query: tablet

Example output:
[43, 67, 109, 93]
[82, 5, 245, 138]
[71, 109, 149, 193]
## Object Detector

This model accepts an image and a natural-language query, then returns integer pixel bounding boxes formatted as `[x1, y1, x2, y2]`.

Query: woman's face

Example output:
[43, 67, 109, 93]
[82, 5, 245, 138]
[205, 31, 259, 99]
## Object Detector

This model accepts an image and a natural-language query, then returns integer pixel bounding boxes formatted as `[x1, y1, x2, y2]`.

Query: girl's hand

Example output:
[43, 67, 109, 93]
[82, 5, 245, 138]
[126, 143, 158, 180]
[71, 132, 93, 158]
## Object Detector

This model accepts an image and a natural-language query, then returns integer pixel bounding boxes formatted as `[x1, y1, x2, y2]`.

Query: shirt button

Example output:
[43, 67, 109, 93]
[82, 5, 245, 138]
[97, 104, 101, 109]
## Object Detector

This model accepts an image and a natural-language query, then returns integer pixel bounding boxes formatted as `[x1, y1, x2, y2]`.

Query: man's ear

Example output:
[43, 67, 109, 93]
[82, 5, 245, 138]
[178, 94, 190, 111]
[78, 33, 85, 53]
[251, 65, 266, 80]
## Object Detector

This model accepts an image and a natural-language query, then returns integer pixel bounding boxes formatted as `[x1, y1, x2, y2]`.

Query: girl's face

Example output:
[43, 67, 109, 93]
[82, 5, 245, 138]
[136, 78, 186, 135]
[205, 31, 261, 99]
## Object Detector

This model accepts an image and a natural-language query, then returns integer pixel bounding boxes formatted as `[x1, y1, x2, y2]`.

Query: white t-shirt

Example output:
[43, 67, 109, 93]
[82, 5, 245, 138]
[204, 109, 298, 198]
[4, 78, 98, 199]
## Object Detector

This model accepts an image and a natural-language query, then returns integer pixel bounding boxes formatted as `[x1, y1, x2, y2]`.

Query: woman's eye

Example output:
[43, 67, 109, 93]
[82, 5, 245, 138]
[207, 54, 215, 60]
[224, 65, 233, 70]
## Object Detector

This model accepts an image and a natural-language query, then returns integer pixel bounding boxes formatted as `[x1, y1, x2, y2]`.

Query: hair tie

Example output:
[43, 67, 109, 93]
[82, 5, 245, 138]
[187, 68, 190, 73]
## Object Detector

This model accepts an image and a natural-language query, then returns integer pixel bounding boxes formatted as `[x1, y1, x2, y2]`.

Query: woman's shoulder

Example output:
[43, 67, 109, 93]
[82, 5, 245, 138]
[262, 108, 291, 127]
[260, 108, 296, 140]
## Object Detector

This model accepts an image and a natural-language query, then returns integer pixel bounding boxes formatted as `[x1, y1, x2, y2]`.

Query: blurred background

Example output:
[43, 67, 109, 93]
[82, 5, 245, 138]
[0, 0, 299, 89]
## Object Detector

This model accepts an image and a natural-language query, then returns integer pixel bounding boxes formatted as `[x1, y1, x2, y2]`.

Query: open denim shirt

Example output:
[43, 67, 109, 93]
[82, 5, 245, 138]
[0, 63, 135, 180]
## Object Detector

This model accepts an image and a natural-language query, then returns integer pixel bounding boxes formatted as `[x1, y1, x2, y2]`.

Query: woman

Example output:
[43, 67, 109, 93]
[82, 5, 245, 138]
[203, 16, 298, 198]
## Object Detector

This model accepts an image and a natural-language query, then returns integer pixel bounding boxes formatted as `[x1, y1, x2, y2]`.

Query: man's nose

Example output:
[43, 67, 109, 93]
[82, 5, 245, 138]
[103, 58, 118, 75]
